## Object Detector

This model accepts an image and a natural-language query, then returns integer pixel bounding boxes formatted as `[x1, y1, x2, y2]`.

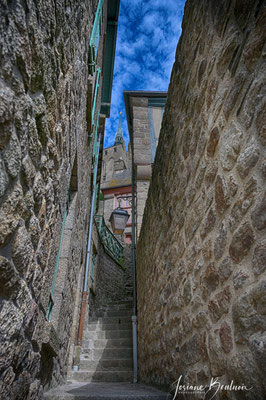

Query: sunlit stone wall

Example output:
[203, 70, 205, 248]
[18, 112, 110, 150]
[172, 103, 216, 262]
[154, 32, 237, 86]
[137, 0, 266, 397]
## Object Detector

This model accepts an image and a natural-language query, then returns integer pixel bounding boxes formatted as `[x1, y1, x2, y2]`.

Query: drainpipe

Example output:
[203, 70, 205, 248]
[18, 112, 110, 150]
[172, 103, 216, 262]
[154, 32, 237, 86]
[77, 134, 101, 346]
[131, 143, 138, 383]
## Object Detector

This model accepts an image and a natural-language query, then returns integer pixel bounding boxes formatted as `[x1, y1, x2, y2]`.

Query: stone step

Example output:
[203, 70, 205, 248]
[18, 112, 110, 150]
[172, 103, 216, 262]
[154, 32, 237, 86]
[85, 329, 132, 340]
[87, 322, 132, 331]
[90, 315, 132, 324]
[81, 347, 132, 360]
[92, 308, 132, 318]
[83, 338, 132, 349]
[103, 300, 133, 308]
[79, 358, 133, 371]
[44, 382, 173, 399]
[71, 370, 133, 383]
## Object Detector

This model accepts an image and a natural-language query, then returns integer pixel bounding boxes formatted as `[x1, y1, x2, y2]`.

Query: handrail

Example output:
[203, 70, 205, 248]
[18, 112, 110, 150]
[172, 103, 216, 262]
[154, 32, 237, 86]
[91, 69, 101, 127]
[94, 215, 123, 264]
[88, 0, 104, 75]
[90, 0, 104, 49]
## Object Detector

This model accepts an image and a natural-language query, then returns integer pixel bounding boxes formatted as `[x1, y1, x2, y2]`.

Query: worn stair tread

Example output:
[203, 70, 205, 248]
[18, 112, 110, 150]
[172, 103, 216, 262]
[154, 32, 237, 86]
[92, 309, 133, 318]
[83, 338, 133, 349]
[81, 347, 133, 360]
[79, 358, 133, 371]
[85, 329, 132, 340]
[87, 323, 132, 331]
[43, 382, 173, 399]
[71, 370, 133, 383]
[96, 304, 132, 311]
[90, 316, 132, 324]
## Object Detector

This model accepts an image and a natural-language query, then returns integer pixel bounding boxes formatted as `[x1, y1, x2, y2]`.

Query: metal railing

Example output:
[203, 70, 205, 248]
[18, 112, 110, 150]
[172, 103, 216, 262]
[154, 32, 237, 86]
[95, 215, 123, 264]
[88, 0, 104, 75]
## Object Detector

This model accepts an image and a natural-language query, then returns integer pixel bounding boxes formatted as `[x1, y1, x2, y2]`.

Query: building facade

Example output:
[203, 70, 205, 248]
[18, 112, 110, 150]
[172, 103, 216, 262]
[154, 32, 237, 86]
[124, 91, 167, 238]
[136, 0, 266, 397]
[100, 113, 133, 243]
[0, 0, 120, 398]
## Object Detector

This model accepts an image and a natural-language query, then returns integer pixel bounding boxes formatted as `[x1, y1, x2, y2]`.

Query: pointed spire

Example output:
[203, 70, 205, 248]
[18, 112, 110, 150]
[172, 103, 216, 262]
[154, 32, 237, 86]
[114, 111, 124, 145]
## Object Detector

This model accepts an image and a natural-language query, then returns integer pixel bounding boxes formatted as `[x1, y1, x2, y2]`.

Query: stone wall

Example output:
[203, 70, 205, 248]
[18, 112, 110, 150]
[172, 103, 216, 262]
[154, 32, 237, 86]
[89, 225, 133, 316]
[136, 0, 266, 398]
[131, 97, 152, 239]
[125, 93, 166, 238]
[0, 0, 103, 398]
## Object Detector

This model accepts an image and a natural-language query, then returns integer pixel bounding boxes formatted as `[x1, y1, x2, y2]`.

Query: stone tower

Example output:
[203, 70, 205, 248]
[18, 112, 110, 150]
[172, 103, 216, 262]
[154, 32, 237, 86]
[100, 114, 132, 243]
[114, 111, 125, 147]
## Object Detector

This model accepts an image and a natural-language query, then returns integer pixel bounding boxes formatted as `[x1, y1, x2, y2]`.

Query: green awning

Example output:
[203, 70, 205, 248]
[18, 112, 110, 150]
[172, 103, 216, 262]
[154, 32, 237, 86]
[100, 0, 120, 118]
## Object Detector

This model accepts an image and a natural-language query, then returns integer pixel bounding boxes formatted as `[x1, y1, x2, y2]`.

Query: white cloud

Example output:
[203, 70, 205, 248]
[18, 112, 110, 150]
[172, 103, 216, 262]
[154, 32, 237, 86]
[104, 0, 186, 148]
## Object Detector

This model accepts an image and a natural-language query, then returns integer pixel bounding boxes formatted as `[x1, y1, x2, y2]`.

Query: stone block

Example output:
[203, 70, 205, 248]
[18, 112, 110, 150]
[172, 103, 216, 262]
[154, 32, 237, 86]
[252, 240, 266, 275]
[230, 350, 265, 400]
[251, 192, 266, 231]
[0, 182, 24, 246]
[0, 157, 9, 197]
[229, 222, 255, 263]
[0, 82, 14, 126]
[208, 286, 231, 322]
[219, 321, 233, 353]
[204, 160, 218, 187]
[183, 279, 192, 305]
[0, 367, 15, 400]
[214, 222, 227, 260]
[12, 224, 34, 275]
[236, 138, 260, 179]
[192, 311, 209, 329]
[22, 155, 36, 188]
[232, 281, 266, 343]
[215, 175, 230, 215]
[200, 207, 216, 240]
[233, 269, 249, 289]
[0, 256, 20, 297]
[3, 133, 22, 178]
[242, 4, 266, 71]
[248, 332, 266, 378]
[180, 333, 201, 366]
[256, 101, 266, 146]
[206, 127, 220, 157]
[202, 238, 213, 262]
[208, 333, 226, 376]
[219, 121, 243, 171]
[201, 263, 220, 300]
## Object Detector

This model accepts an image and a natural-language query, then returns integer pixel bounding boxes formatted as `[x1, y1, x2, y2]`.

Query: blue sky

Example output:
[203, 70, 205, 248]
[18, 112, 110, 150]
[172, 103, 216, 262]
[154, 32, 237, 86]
[104, 0, 186, 148]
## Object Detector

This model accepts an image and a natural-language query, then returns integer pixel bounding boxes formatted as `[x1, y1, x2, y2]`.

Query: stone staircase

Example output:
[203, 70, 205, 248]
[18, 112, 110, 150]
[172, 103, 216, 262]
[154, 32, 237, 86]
[71, 300, 133, 383]
[44, 300, 172, 399]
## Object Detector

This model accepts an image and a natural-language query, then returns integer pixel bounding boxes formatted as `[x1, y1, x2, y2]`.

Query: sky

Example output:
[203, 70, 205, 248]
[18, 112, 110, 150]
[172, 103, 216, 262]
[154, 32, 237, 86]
[104, 0, 186, 148]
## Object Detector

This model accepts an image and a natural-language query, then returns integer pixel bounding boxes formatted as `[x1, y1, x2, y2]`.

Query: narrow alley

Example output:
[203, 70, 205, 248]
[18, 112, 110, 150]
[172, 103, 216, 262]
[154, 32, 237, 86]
[0, 0, 265, 399]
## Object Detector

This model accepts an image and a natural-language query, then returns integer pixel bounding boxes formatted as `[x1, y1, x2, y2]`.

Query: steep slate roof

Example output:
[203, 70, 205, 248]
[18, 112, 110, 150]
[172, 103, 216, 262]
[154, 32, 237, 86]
[101, 168, 132, 190]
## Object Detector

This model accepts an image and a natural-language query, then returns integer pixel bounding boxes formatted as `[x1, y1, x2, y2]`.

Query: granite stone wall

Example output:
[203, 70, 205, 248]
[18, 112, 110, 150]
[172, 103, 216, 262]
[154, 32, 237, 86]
[136, 0, 266, 398]
[89, 225, 133, 316]
[131, 98, 152, 239]
[0, 0, 102, 398]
